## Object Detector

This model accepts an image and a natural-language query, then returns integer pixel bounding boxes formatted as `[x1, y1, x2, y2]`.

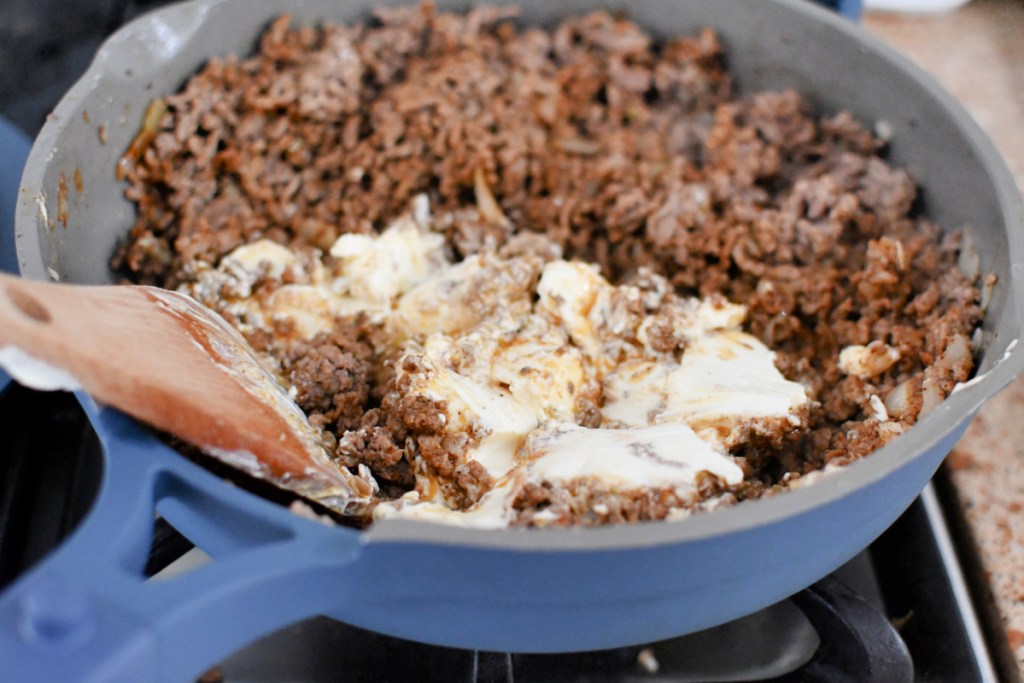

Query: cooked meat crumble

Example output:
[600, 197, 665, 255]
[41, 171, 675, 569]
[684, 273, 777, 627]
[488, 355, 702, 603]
[112, 3, 982, 527]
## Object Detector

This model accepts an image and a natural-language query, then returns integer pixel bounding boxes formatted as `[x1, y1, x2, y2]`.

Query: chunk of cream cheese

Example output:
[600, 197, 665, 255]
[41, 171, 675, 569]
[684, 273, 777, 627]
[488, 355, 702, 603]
[658, 330, 808, 443]
[520, 422, 743, 489]
[329, 213, 447, 306]
[838, 342, 901, 379]
[602, 325, 808, 448]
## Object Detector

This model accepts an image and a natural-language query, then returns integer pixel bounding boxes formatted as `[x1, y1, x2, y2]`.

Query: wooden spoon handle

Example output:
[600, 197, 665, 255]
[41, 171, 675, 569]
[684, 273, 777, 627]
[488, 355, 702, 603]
[0, 272, 374, 515]
[0, 272, 203, 400]
[0, 272, 110, 383]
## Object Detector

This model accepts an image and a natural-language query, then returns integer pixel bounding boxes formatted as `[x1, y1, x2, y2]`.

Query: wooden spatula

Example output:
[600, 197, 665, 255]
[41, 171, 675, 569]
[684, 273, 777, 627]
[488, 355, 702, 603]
[0, 271, 375, 516]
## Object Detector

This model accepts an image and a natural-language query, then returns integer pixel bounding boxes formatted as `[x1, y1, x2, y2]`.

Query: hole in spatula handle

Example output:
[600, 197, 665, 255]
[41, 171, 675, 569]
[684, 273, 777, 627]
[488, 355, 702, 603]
[5, 285, 51, 324]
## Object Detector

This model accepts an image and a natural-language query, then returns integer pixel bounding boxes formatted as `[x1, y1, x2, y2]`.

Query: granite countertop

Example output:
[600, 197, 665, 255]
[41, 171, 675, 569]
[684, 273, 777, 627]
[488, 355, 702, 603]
[864, 1, 1024, 678]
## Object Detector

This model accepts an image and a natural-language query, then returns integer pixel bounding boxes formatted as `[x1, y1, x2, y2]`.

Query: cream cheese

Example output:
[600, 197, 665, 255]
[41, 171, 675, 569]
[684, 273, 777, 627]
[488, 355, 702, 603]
[374, 421, 743, 529]
[602, 359, 671, 428]
[259, 285, 371, 340]
[223, 239, 297, 281]
[185, 247, 375, 343]
[390, 257, 808, 517]
[398, 335, 538, 480]
[603, 320, 808, 447]
[536, 260, 609, 357]
[838, 342, 901, 379]
[373, 476, 523, 529]
[186, 196, 813, 527]
[329, 212, 447, 306]
[395, 252, 538, 338]
[520, 422, 743, 489]
[488, 320, 586, 424]
[659, 329, 808, 444]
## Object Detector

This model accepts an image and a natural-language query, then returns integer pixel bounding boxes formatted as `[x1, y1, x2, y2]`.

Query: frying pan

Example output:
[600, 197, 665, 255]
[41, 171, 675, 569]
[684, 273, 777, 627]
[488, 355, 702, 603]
[2, 0, 1023, 680]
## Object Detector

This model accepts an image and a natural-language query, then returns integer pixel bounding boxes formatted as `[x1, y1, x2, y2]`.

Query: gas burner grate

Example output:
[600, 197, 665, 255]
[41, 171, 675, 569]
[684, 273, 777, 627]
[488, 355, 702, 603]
[194, 575, 910, 683]
[0, 386, 101, 589]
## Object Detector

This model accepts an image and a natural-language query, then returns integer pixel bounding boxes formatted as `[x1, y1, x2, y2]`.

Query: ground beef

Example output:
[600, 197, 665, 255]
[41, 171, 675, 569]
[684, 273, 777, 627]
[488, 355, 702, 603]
[113, 3, 982, 524]
[284, 337, 372, 433]
[513, 471, 732, 527]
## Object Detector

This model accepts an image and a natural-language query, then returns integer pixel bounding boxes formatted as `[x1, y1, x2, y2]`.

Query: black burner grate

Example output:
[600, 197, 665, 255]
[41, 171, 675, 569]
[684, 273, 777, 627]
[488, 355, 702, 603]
[0, 385, 101, 589]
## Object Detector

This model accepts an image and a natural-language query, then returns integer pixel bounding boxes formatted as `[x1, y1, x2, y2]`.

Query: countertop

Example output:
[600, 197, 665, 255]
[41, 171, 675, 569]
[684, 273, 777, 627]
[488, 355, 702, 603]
[864, 1, 1024, 679]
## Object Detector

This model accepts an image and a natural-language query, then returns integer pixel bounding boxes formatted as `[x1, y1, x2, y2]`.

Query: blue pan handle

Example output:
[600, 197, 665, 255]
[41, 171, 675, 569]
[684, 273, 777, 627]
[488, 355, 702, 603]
[0, 399, 364, 682]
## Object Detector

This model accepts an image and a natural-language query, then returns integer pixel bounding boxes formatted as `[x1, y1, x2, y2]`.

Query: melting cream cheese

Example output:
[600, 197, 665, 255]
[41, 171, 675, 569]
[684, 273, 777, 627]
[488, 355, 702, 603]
[181, 196, 812, 527]
[602, 359, 671, 428]
[224, 240, 297, 282]
[395, 252, 540, 339]
[378, 232, 808, 522]
[400, 334, 538, 479]
[488, 331, 586, 423]
[520, 422, 743, 489]
[182, 203, 447, 342]
[376, 421, 744, 530]
[658, 330, 808, 445]
[602, 315, 807, 448]
[373, 475, 524, 529]
[329, 212, 447, 306]
[536, 260, 609, 357]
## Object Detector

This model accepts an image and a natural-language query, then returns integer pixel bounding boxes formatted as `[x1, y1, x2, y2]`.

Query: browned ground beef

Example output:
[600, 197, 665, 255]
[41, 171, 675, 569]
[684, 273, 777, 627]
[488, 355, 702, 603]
[112, 3, 981, 521]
